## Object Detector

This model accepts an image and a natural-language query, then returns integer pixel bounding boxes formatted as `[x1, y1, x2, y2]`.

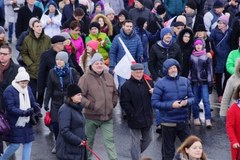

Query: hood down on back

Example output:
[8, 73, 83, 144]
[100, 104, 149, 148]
[162, 58, 181, 77]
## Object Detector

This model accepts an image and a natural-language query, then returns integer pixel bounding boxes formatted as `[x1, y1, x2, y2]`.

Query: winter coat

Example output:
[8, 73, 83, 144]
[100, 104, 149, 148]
[128, 7, 152, 26]
[203, 10, 223, 36]
[3, 85, 38, 143]
[220, 59, 240, 116]
[151, 59, 195, 123]
[189, 53, 213, 84]
[0, 60, 19, 112]
[210, 27, 232, 73]
[40, 9, 62, 38]
[78, 69, 118, 121]
[148, 41, 182, 80]
[226, 103, 240, 160]
[56, 99, 87, 160]
[85, 32, 111, 60]
[71, 36, 85, 64]
[44, 67, 80, 122]
[164, 0, 187, 18]
[226, 49, 240, 75]
[20, 30, 51, 79]
[109, 29, 143, 68]
[177, 28, 194, 77]
[4, 0, 24, 23]
[135, 27, 155, 62]
[120, 76, 153, 129]
[15, 5, 42, 38]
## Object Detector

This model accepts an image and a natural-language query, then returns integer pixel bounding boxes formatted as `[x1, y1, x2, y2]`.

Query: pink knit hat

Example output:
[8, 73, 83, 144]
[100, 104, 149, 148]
[87, 40, 99, 51]
[217, 15, 229, 25]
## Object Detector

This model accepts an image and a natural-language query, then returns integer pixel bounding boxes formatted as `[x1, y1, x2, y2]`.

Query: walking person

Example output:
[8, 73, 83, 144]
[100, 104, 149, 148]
[43, 51, 80, 153]
[151, 58, 195, 160]
[78, 53, 118, 160]
[56, 84, 87, 160]
[1, 67, 40, 160]
[226, 84, 240, 160]
[120, 63, 154, 160]
[210, 15, 232, 103]
[188, 38, 213, 128]
[0, 45, 19, 155]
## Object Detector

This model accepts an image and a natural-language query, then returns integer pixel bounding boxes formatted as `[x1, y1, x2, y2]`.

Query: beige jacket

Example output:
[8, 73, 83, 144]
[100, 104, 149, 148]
[78, 69, 118, 121]
[220, 58, 240, 116]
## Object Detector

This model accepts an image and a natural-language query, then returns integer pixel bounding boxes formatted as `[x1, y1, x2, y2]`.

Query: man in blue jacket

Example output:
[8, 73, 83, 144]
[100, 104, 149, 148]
[109, 19, 143, 89]
[151, 58, 194, 160]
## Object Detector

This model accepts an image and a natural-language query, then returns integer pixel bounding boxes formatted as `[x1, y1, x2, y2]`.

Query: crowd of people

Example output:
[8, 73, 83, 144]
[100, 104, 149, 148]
[0, 0, 240, 159]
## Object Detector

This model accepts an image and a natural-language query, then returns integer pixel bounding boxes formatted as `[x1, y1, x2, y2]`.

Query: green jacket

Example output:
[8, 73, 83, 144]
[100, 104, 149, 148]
[85, 32, 111, 60]
[21, 30, 51, 79]
[226, 49, 240, 75]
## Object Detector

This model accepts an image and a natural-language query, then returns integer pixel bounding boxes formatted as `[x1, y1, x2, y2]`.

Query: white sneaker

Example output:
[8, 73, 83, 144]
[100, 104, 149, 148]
[206, 119, 212, 129]
[194, 118, 201, 126]
[51, 145, 56, 154]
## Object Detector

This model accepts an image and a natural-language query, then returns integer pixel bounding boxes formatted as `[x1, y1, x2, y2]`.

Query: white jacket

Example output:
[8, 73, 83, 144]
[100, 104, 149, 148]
[4, 0, 25, 23]
[40, 9, 62, 38]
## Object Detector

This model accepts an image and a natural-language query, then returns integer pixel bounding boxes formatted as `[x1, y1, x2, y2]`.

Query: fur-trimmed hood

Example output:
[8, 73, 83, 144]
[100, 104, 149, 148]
[177, 28, 194, 48]
[91, 13, 113, 36]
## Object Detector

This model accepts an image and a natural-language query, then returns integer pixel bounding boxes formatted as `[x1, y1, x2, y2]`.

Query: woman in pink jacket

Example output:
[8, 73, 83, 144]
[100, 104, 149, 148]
[226, 84, 240, 160]
[69, 21, 85, 64]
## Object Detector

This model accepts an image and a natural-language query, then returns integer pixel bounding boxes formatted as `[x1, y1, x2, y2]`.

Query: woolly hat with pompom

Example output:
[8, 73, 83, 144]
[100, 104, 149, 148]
[15, 67, 30, 82]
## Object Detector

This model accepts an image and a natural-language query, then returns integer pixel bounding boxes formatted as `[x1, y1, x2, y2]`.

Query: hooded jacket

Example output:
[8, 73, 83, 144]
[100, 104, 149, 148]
[226, 49, 240, 75]
[220, 59, 240, 116]
[148, 40, 182, 80]
[151, 59, 194, 123]
[91, 14, 113, 37]
[177, 28, 194, 77]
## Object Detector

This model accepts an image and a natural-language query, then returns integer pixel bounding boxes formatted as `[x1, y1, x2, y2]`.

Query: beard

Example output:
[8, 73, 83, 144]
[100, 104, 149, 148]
[169, 72, 178, 78]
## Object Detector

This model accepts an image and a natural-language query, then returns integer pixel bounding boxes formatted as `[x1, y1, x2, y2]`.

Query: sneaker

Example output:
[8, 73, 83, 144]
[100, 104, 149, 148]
[218, 96, 222, 103]
[206, 119, 212, 129]
[51, 145, 56, 154]
[194, 118, 201, 126]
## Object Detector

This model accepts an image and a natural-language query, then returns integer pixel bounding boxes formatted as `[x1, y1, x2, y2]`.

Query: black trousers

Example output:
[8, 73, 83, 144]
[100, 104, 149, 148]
[215, 71, 231, 97]
[161, 123, 191, 160]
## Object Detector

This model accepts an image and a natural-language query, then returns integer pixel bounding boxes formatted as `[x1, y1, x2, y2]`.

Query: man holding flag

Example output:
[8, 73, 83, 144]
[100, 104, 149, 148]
[120, 63, 154, 160]
[109, 19, 143, 89]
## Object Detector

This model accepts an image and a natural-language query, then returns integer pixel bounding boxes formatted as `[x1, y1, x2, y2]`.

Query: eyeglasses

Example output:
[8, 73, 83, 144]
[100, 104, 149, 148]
[0, 52, 10, 56]
[183, 35, 190, 38]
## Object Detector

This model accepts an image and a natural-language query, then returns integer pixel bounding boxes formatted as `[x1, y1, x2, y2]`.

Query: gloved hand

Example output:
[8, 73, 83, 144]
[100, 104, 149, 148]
[22, 108, 34, 117]
[44, 105, 49, 111]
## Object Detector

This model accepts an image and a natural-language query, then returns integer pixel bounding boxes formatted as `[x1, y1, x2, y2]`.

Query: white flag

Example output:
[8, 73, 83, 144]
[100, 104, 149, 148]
[114, 37, 136, 79]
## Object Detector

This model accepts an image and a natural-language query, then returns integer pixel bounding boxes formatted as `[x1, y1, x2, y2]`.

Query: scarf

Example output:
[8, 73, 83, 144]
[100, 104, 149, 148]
[65, 45, 72, 54]
[12, 80, 31, 127]
[54, 64, 70, 91]
[192, 49, 206, 57]
[185, 10, 197, 28]
[159, 40, 173, 49]
[0, 61, 11, 82]
[70, 33, 79, 40]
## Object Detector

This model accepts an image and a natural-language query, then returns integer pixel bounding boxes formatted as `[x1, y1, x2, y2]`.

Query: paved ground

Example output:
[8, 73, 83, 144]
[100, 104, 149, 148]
[7, 39, 231, 160]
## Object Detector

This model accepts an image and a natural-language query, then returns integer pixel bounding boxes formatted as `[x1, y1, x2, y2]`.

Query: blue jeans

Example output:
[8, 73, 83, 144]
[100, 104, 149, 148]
[8, 22, 13, 40]
[192, 84, 211, 120]
[142, 62, 150, 75]
[117, 76, 126, 95]
[155, 109, 160, 126]
[1, 142, 32, 160]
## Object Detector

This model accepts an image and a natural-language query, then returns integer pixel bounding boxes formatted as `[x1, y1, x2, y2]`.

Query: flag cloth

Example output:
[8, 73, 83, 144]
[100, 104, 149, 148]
[114, 37, 136, 79]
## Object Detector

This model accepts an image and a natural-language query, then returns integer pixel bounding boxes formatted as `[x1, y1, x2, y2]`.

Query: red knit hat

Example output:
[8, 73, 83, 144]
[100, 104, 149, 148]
[87, 40, 99, 51]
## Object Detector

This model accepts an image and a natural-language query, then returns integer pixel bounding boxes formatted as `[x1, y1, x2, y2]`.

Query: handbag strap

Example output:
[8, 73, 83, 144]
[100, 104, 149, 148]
[215, 30, 229, 48]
